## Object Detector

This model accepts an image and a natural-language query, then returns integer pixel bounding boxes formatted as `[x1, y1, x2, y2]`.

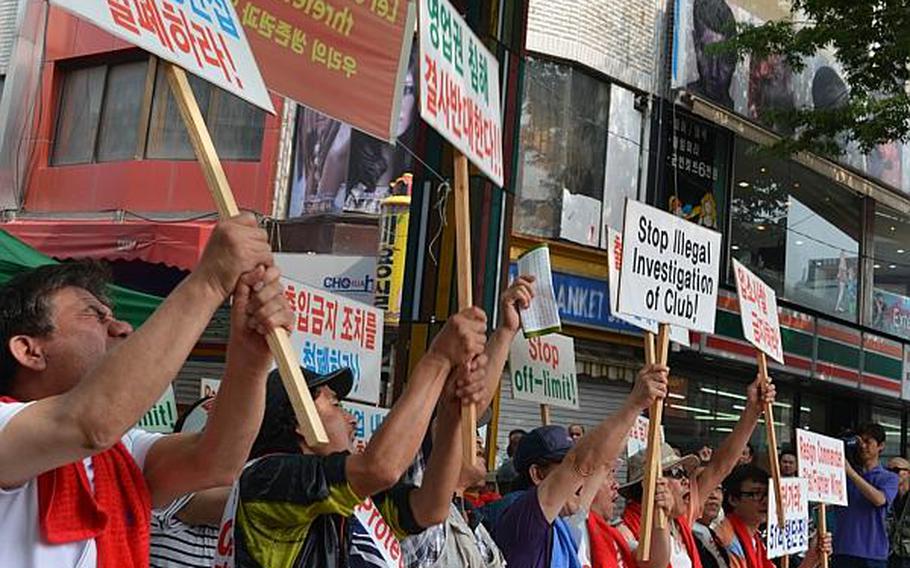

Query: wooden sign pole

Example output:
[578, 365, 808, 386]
[453, 151, 477, 467]
[165, 63, 328, 447]
[539, 404, 551, 426]
[758, 353, 785, 525]
[637, 323, 670, 562]
[818, 504, 829, 568]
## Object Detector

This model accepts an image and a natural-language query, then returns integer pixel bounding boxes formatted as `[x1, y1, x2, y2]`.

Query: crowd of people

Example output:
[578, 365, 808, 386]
[0, 215, 904, 568]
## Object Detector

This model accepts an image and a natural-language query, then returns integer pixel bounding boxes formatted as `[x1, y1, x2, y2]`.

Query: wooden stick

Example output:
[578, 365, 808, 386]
[818, 504, 829, 568]
[758, 353, 785, 526]
[539, 404, 551, 426]
[165, 63, 328, 447]
[638, 324, 671, 562]
[453, 151, 476, 467]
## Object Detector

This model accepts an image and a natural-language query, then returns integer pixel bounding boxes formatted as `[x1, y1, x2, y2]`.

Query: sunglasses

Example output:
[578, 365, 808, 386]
[738, 490, 768, 501]
[889, 467, 909, 474]
[665, 466, 688, 480]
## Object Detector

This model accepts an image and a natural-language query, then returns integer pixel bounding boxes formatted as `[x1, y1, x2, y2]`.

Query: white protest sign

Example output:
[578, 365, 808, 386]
[352, 498, 405, 567]
[138, 385, 177, 433]
[200, 377, 221, 398]
[627, 415, 666, 457]
[509, 333, 579, 409]
[796, 429, 848, 506]
[733, 259, 784, 364]
[608, 227, 691, 347]
[283, 277, 384, 404]
[618, 200, 721, 333]
[418, 0, 503, 186]
[517, 244, 561, 337]
[766, 477, 810, 559]
[50, 0, 273, 113]
[341, 401, 390, 454]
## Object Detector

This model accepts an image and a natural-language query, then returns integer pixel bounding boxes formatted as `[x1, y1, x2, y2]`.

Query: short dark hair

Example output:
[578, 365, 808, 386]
[722, 464, 769, 512]
[509, 429, 528, 438]
[780, 445, 796, 458]
[857, 423, 887, 445]
[0, 262, 110, 394]
[693, 0, 736, 41]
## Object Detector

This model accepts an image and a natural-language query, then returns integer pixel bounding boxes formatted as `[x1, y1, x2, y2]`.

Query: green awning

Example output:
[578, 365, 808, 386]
[0, 229, 164, 328]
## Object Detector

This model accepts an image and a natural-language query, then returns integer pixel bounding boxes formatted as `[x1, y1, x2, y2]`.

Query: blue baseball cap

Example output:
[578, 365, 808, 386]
[514, 425, 574, 476]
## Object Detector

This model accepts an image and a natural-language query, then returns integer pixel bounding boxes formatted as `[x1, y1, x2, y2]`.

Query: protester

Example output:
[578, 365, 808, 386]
[496, 429, 527, 492]
[587, 466, 639, 568]
[692, 477, 729, 568]
[491, 363, 670, 568]
[888, 457, 910, 568]
[833, 423, 899, 568]
[617, 375, 776, 568]
[212, 307, 489, 567]
[569, 423, 586, 443]
[780, 446, 798, 477]
[0, 215, 290, 568]
[716, 464, 831, 568]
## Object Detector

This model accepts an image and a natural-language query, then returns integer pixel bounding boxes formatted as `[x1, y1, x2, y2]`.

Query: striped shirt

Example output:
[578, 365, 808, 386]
[150, 493, 219, 568]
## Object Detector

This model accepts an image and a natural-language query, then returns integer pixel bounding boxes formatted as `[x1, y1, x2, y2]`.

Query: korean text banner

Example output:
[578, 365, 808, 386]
[418, 0, 504, 186]
[733, 259, 784, 364]
[282, 276, 384, 404]
[509, 333, 579, 410]
[235, 0, 415, 143]
[796, 429, 848, 506]
[618, 199, 722, 333]
[51, 0, 274, 113]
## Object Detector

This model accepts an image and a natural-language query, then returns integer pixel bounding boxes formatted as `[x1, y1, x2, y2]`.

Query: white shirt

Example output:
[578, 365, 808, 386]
[0, 401, 162, 568]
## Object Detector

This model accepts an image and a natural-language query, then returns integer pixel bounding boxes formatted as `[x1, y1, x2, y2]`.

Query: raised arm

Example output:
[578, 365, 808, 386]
[347, 308, 488, 499]
[535, 364, 668, 522]
[0, 215, 272, 488]
[845, 461, 889, 507]
[695, 375, 775, 509]
[143, 265, 293, 507]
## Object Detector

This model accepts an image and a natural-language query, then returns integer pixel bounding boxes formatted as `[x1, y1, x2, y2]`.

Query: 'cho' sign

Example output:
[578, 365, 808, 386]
[733, 259, 784, 364]
[51, 0, 273, 112]
[418, 0, 503, 186]
[283, 277, 384, 404]
[766, 477, 810, 559]
[617, 199, 721, 333]
[796, 429, 848, 506]
[509, 333, 579, 409]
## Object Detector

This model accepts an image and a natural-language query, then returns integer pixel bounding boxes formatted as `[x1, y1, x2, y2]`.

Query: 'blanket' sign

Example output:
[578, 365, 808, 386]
[418, 0, 503, 186]
[618, 199, 721, 333]
[509, 333, 579, 409]
[766, 477, 810, 559]
[796, 429, 848, 506]
[733, 259, 784, 364]
[283, 276, 384, 404]
[51, 0, 274, 112]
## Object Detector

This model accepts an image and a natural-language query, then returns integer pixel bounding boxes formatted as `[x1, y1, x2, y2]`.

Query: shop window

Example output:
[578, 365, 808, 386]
[798, 393, 829, 435]
[730, 139, 862, 322]
[869, 204, 910, 340]
[514, 57, 610, 244]
[870, 406, 902, 461]
[52, 58, 264, 166]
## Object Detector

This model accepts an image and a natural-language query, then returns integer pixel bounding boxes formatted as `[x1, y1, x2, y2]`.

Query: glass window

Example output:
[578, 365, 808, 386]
[798, 392, 829, 434]
[146, 66, 212, 160]
[514, 57, 610, 241]
[869, 204, 910, 340]
[730, 139, 862, 321]
[870, 406, 902, 461]
[52, 66, 106, 165]
[96, 61, 147, 162]
[207, 88, 265, 161]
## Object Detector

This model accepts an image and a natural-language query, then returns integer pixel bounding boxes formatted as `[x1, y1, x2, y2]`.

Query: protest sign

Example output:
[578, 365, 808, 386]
[418, 0, 503, 186]
[353, 498, 405, 567]
[138, 385, 177, 433]
[235, 0, 415, 142]
[200, 377, 222, 398]
[796, 429, 848, 506]
[627, 415, 666, 457]
[766, 477, 810, 559]
[733, 259, 784, 364]
[341, 401, 390, 453]
[509, 333, 579, 410]
[283, 276, 384, 404]
[618, 199, 721, 333]
[517, 244, 561, 337]
[50, 0, 273, 112]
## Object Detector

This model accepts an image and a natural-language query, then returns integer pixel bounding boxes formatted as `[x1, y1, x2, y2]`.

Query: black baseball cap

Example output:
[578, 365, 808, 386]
[249, 366, 354, 458]
[514, 425, 574, 476]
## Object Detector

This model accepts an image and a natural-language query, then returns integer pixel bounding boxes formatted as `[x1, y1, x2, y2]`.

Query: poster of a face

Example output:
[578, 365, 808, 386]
[288, 45, 418, 217]
[674, 0, 908, 193]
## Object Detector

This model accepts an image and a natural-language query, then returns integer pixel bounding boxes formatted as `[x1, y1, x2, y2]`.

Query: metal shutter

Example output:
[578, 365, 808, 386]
[0, 0, 20, 75]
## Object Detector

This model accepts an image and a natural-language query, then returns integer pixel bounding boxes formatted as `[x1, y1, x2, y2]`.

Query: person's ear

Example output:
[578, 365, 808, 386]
[9, 335, 46, 372]
[529, 464, 545, 485]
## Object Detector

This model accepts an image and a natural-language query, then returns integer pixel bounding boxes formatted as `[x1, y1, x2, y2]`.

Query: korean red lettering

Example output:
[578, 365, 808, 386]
[284, 284, 297, 315]
[295, 288, 310, 333]
[134, 0, 174, 50]
[364, 311, 378, 350]
[162, 2, 202, 66]
[447, 78, 462, 137]
[341, 305, 355, 342]
[311, 294, 326, 337]
[423, 54, 438, 117]
[324, 299, 338, 340]
[352, 308, 365, 346]
[108, 0, 140, 35]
